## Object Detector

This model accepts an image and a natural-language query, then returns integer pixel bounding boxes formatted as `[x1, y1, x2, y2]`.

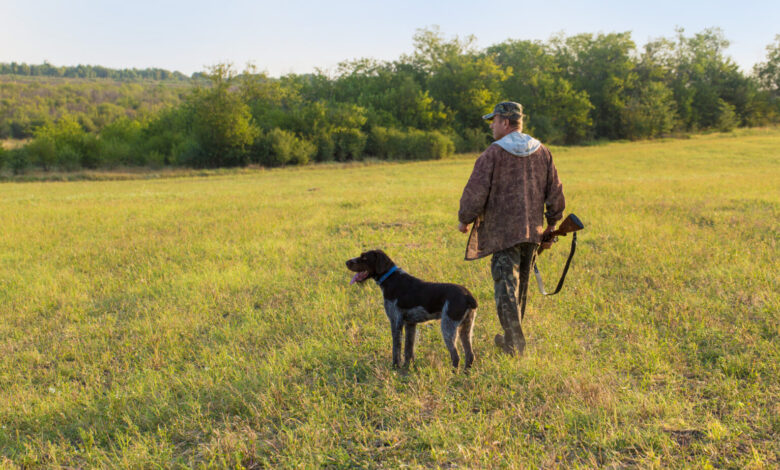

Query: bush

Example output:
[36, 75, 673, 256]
[100, 117, 143, 143]
[455, 128, 489, 153]
[367, 126, 455, 160]
[172, 136, 204, 167]
[143, 132, 181, 165]
[24, 137, 56, 170]
[620, 82, 677, 140]
[365, 126, 392, 158]
[716, 99, 739, 132]
[100, 138, 136, 168]
[146, 150, 166, 169]
[313, 132, 336, 162]
[29, 116, 103, 170]
[8, 148, 29, 174]
[56, 145, 81, 171]
[189, 78, 258, 167]
[420, 130, 455, 159]
[78, 134, 101, 168]
[333, 128, 367, 161]
[260, 128, 316, 167]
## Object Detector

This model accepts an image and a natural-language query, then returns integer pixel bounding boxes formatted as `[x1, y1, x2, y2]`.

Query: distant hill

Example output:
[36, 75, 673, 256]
[0, 74, 194, 138]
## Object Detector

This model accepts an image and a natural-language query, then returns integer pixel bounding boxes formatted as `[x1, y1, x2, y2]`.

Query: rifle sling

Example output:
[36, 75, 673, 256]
[533, 232, 577, 296]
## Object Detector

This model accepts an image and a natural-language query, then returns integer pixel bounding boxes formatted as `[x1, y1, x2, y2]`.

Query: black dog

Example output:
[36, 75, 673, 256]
[346, 249, 478, 369]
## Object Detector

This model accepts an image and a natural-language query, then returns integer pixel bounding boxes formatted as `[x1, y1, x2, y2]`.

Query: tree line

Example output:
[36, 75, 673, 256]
[2, 28, 779, 173]
[0, 62, 191, 81]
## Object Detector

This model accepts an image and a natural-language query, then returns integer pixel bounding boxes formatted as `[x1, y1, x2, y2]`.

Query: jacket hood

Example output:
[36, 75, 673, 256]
[494, 132, 541, 157]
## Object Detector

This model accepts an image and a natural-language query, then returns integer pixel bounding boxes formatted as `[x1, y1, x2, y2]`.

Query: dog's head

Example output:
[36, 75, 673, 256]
[346, 249, 394, 284]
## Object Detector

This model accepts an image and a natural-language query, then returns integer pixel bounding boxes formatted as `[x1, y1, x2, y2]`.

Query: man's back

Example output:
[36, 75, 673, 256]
[459, 134, 565, 260]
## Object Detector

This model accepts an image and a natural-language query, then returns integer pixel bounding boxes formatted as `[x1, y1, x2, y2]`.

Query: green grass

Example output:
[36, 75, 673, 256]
[1, 128, 778, 468]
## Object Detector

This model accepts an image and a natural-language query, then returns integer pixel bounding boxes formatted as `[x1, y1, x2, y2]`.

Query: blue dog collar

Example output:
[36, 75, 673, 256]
[376, 266, 400, 285]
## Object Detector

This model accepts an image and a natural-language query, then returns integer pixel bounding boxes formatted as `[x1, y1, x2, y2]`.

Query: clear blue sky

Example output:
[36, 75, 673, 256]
[2, 0, 778, 76]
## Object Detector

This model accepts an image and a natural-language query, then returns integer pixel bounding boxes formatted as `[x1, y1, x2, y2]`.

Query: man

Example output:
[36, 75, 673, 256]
[458, 101, 565, 355]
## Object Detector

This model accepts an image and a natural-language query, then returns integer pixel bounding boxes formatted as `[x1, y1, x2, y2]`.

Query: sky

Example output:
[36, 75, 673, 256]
[1, 0, 778, 77]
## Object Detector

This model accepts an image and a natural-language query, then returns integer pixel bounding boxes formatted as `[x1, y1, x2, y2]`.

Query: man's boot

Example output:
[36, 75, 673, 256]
[494, 333, 515, 354]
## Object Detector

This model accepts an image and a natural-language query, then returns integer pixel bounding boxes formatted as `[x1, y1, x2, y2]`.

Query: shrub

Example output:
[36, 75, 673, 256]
[716, 99, 739, 132]
[418, 130, 455, 159]
[35, 117, 85, 153]
[333, 128, 367, 161]
[455, 128, 489, 153]
[30, 116, 103, 170]
[143, 132, 182, 165]
[260, 128, 316, 167]
[313, 132, 336, 162]
[172, 136, 204, 167]
[100, 118, 143, 143]
[24, 137, 56, 170]
[146, 150, 166, 169]
[189, 79, 258, 167]
[367, 126, 455, 160]
[291, 138, 316, 165]
[142, 107, 191, 164]
[100, 138, 136, 168]
[56, 145, 81, 171]
[620, 81, 677, 140]
[78, 134, 101, 168]
[9, 148, 29, 174]
[365, 126, 392, 158]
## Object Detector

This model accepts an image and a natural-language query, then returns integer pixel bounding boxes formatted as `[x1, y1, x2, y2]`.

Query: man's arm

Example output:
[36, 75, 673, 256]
[544, 148, 565, 227]
[458, 151, 494, 230]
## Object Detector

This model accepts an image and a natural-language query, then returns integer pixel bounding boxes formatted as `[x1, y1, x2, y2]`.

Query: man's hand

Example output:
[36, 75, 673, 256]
[540, 224, 556, 249]
[458, 222, 469, 233]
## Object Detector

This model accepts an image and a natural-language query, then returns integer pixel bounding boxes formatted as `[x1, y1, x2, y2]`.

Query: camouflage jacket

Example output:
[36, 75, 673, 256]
[458, 136, 565, 260]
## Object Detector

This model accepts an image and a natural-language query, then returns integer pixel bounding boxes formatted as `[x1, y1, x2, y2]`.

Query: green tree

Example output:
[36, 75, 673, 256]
[620, 81, 677, 139]
[34, 115, 99, 168]
[333, 59, 450, 130]
[653, 28, 747, 130]
[755, 35, 780, 96]
[188, 63, 259, 167]
[411, 27, 507, 133]
[753, 35, 780, 121]
[489, 39, 593, 144]
[553, 32, 637, 139]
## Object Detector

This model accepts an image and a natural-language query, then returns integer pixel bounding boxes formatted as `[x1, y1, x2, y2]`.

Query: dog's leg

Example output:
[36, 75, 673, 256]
[385, 301, 403, 368]
[403, 323, 417, 367]
[391, 322, 403, 368]
[441, 315, 459, 370]
[459, 309, 477, 369]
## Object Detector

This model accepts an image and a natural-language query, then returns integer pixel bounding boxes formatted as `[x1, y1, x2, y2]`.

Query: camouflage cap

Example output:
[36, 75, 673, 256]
[483, 101, 523, 120]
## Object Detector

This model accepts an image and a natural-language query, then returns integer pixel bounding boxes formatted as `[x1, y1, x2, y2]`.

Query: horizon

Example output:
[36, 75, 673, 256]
[2, 0, 778, 78]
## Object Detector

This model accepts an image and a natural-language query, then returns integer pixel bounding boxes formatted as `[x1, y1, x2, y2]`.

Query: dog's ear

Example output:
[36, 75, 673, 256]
[372, 249, 394, 275]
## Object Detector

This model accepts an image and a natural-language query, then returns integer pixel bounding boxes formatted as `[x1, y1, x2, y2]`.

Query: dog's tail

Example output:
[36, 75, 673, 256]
[466, 294, 478, 310]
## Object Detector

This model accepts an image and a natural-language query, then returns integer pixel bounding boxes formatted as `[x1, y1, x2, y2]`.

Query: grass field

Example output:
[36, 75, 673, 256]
[1, 129, 778, 468]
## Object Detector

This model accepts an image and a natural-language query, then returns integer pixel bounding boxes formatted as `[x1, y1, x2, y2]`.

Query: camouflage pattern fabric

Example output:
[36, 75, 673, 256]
[491, 242, 537, 354]
[459, 142, 565, 260]
[482, 101, 524, 120]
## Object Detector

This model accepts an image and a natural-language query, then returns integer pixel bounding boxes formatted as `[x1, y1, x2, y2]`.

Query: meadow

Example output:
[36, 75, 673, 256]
[0, 129, 778, 468]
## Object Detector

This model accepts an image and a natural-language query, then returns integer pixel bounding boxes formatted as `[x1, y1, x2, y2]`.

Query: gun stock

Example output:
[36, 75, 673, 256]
[538, 214, 584, 255]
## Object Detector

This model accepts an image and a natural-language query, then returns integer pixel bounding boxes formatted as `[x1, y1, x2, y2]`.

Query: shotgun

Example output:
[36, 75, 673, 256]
[534, 213, 584, 296]
[537, 213, 584, 255]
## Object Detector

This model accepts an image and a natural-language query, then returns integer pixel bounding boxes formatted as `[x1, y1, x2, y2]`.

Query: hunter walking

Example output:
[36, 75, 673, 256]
[458, 101, 565, 355]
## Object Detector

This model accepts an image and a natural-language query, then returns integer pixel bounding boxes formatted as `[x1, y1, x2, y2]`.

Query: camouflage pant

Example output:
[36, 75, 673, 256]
[491, 242, 538, 354]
